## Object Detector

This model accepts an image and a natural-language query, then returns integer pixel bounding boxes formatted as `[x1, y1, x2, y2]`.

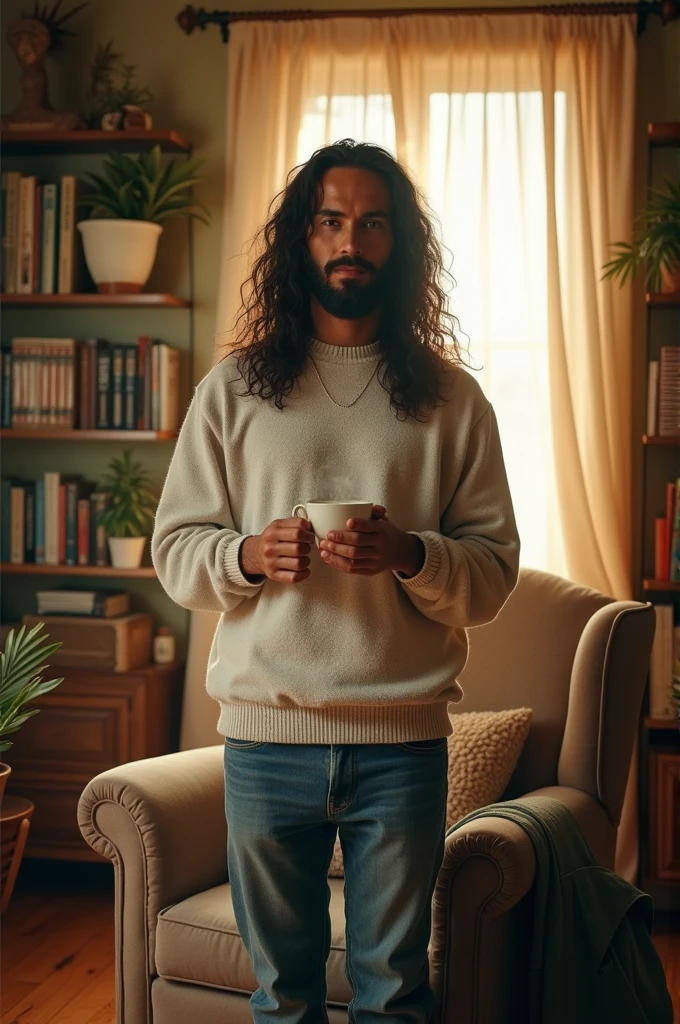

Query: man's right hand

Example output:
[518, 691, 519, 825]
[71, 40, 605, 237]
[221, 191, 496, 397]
[240, 518, 315, 584]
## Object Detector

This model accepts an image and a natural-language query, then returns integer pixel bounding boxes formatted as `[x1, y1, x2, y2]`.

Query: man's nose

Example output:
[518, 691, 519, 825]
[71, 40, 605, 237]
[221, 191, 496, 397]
[340, 222, 362, 256]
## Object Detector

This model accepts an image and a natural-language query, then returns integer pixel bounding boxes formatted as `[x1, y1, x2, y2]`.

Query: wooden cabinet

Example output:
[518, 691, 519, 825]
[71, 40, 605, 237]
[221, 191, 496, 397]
[5, 661, 184, 861]
[649, 749, 680, 882]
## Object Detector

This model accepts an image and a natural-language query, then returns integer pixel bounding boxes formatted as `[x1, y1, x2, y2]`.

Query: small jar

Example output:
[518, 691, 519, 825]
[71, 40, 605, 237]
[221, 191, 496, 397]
[153, 626, 175, 664]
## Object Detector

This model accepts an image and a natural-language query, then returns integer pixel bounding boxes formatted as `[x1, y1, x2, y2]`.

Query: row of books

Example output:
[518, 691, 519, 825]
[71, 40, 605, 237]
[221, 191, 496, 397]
[36, 587, 131, 618]
[2, 473, 111, 566]
[653, 477, 680, 582]
[649, 604, 680, 719]
[0, 336, 181, 432]
[1, 172, 84, 295]
[646, 348, 680, 436]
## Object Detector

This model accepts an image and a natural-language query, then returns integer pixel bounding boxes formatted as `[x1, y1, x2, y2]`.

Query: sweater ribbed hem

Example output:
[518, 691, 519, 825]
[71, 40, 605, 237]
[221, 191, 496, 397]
[309, 338, 381, 364]
[216, 697, 461, 744]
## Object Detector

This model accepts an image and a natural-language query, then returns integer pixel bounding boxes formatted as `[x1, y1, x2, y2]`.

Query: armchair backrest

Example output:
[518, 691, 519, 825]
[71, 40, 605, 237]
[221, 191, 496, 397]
[455, 568, 653, 818]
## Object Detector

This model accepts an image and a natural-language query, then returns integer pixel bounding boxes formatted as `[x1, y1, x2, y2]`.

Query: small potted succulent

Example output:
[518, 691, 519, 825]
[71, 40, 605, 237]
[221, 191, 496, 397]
[601, 177, 680, 293]
[95, 449, 158, 569]
[1, 622, 64, 800]
[77, 143, 211, 293]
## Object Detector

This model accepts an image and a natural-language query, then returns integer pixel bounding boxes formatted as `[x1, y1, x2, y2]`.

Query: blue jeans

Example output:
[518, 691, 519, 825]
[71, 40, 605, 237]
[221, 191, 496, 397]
[223, 737, 448, 1024]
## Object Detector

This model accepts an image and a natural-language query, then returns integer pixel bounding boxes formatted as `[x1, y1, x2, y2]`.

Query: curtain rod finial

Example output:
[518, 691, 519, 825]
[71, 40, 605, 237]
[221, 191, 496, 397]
[176, 4, 231, 41]
[660, 0, 679, 23]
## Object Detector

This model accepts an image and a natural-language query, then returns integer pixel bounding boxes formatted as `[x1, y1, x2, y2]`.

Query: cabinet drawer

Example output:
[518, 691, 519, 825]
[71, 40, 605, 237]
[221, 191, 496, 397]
[9, 776, 101, 860]
[649, 749, 680, 881]
[8, 694, 130, 773]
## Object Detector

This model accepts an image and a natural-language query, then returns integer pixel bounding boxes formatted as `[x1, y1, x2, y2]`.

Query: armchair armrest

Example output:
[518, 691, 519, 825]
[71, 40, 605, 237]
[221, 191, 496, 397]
[77, 744, 227, 1024]
[431, 813, 537, 1024]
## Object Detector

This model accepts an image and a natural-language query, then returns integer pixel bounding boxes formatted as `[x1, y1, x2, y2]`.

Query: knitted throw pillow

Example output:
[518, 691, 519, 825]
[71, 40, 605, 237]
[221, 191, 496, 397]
[327, 708, 533, 878]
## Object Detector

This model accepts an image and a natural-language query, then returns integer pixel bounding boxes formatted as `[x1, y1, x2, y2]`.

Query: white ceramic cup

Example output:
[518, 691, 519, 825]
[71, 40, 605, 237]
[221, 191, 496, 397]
[292, 500, 375, 548]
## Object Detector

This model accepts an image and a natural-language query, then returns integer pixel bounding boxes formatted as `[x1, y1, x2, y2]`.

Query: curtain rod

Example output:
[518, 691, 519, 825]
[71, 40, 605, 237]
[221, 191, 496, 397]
[176, 1, 678, 42]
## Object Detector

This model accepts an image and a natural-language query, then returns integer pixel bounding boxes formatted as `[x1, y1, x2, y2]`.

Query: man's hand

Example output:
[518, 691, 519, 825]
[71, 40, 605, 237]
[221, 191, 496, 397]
[319, 505, 425, 578]
[240, 518, 315, 584]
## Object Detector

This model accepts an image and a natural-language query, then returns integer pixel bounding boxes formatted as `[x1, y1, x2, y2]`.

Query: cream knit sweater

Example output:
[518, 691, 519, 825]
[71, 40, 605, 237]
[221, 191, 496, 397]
[151, 338, 520, 744]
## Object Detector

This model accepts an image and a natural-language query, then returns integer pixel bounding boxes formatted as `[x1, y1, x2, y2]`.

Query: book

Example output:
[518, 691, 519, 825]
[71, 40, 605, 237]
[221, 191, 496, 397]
[90, 491, 109, 566]
[158, 342, 180, 432]
[658, 347, 680, 437]
[17, 174, 37, 294]
[124, 345, 137, 429]
[36, 587, 130, 618]
[647, 360, 659, 435]
[1, 348, 11, 427]
[649, 604, 675, 718]
[10, 483, 25, 563]
[58, 174, 77, 294]
[2, 171, 21, 294]
[24, 481, 35, 563]
[111, 345, 125, 428]
[96, 341, 112, 428]
[40, 182, 59, 294]
[670, 477, 680, 582]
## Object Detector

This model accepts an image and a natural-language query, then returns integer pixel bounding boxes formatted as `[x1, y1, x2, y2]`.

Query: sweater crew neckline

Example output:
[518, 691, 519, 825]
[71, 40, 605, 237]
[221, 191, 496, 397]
[309, 337, 381, 364]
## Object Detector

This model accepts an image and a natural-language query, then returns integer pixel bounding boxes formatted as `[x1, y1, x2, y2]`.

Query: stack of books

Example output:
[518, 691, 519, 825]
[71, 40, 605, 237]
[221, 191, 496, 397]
[0, 335, 180, 432]
[654, 477, 680, 582]
[646, 347, 680, 436]
[36, 587, 130, 618]
[1, 472, 109, 566]
[1, 172, 84, 295]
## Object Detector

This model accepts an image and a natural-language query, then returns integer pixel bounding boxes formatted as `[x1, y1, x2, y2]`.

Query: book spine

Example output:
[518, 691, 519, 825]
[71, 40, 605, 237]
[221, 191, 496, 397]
[2, 350, 11, 428]
[65, 339, 76, 429]
[655, 516, 668, 581]
[88, 338, 98, 429]
[24, 482, 35, 563]
[11, 339, 23, 428]
[4, 172, 20, 294]
[90, 492, 109, 566]
[136, 336, 148, 430]
[65, 481, 79, 565]
[27, 340, 37, 426]
[77, 497, 90, 565]
[17, 175, 35, 294]
[124, 345, 137, 430]
[0, 172, 6, 294]
[111, 345, 124, 429]
[44, 471, 60, 564]
[151, 341, 160, 430]
[58, 175, 75, 294]
[649, 604, 675, 718]
[39, 341, 49, 426]
[48, 340, 58, 425]
[79, 340, 91, 430]
[35, 477, 45, 563]
[10, 485, 25, 563]
[32, 182, 42, 295]
[58, 483, 66, 563]
[41, 183, 58, 294]
[670, 477, 680, 582]
[96, 345, 111, 429]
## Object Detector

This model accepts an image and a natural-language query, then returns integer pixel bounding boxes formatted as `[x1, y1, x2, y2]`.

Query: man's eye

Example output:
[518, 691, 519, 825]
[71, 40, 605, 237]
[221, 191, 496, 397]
[322, 219, 340, 227]
[366, 220, 384, 229]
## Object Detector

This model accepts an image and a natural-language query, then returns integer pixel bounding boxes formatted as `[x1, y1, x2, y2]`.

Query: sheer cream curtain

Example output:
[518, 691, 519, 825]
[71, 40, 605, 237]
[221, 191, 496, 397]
[182, 13, 638, 880]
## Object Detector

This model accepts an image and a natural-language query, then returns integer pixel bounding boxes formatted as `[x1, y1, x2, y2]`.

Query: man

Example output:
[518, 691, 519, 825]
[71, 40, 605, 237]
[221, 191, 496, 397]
[152, 139, 520, 1024]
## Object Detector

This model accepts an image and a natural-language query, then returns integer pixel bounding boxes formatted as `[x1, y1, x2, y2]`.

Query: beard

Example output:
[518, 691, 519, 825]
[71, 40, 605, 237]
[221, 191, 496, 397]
[304, 251, 390, 320]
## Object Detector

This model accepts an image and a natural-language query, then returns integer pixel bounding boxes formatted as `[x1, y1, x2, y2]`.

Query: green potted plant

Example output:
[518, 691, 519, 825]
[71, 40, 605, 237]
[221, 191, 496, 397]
[95, 449, 158, 568]
[76, 143, 211, 294]
[0, 623, 64, 801]
[601, 177, 680, 293]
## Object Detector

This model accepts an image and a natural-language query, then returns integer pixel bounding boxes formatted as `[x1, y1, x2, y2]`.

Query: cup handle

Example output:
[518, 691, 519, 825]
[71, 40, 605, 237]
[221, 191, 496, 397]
[292, 504, 308, 520]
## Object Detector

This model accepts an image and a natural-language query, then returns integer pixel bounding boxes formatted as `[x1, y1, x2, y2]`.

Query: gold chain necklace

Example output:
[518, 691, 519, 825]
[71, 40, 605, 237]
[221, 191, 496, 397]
[309, 356, 379, 409]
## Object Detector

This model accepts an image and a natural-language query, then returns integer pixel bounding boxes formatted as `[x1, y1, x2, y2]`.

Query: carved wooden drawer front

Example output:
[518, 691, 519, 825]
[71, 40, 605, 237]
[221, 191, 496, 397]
[650, 749, 680, 882]
[8, 695, 130, 773]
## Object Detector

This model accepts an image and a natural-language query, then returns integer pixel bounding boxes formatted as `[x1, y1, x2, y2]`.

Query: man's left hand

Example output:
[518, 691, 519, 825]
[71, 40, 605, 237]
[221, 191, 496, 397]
[319, 505, 424, 578]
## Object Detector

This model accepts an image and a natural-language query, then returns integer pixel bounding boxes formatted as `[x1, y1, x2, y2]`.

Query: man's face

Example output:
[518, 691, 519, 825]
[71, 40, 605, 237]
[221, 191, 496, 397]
[305, 166, 394, 320]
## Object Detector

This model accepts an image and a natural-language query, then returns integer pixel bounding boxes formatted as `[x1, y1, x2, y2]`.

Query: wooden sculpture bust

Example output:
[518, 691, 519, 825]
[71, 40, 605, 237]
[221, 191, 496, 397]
[1, 15, 86, 131]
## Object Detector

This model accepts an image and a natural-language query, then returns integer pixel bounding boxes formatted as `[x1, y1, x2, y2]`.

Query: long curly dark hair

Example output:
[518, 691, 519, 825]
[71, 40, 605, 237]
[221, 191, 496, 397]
[219, 139, 472, 421]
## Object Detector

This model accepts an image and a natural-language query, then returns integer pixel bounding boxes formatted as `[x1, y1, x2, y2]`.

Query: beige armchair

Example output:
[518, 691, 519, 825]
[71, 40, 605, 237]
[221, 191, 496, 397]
[77, 568, 655, 1024]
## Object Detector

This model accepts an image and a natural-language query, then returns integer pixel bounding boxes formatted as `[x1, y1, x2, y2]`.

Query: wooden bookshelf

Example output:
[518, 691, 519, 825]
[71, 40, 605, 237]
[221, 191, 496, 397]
[643, 436, 680, 446]
[0, 128, 191, 155]
[648, 122, 680, 148]
[1, 292, 190, 308]
[1, 563, 157, 578]
[645, 717, 680, 730]
[643, 580, 680, 592]
[0, 429, 177, 441]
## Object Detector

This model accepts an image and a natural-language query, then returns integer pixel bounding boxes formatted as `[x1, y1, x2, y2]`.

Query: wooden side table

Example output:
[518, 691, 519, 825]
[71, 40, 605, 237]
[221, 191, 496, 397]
[0, 796, 34, 912]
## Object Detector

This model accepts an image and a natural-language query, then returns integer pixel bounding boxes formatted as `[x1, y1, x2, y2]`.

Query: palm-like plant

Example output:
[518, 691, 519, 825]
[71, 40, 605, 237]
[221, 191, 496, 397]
[601, 177, 680, 291]
[0, 623, 64, 753]
[95, 449, 157, 538]
[78, 143, 211, 225]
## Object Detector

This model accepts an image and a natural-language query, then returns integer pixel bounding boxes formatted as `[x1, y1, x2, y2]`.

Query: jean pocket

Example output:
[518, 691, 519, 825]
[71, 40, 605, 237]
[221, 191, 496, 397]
[396, 737, 448, 753]
[224, 737, 266, 749]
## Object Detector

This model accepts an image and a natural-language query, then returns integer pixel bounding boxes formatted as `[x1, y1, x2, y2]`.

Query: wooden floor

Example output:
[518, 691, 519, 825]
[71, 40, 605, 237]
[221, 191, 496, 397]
[1, 859, 679, 1023]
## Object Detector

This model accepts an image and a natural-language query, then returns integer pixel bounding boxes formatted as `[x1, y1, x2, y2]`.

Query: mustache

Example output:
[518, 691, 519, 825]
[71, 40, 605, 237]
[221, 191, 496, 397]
[325, 256, 377, 276]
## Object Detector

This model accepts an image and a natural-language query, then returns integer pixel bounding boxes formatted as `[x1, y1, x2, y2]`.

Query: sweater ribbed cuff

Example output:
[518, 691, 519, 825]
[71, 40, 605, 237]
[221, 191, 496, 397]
[392, 530, 444, 590]
[223, 535, 266, 588]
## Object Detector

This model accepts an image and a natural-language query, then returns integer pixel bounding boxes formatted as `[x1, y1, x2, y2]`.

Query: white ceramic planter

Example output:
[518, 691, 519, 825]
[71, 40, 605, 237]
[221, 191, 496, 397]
[108, 536, 147, 569]
[77, 218, 163, 294]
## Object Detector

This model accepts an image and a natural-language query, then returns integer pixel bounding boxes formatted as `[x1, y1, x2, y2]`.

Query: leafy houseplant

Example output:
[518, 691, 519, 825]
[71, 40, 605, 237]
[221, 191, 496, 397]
[0, 623, 64, 792]
[601, 177, 680, 293]
[76, 143, 211, 294]
[84, 40, 154, 129]
[95, 449, 158, 569]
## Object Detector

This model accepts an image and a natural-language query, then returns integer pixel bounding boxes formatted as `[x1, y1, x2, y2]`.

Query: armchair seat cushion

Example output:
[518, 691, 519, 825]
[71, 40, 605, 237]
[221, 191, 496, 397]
[155, 878, 353, 1005]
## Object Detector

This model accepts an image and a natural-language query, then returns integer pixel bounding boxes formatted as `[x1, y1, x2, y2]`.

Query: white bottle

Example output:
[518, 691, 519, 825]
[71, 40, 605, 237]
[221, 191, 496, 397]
[153, 626, 175, 664]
